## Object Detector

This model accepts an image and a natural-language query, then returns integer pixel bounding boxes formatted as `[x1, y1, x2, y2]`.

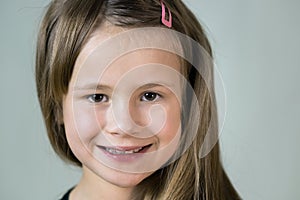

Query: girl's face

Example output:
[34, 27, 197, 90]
[63, 26, 182, 188]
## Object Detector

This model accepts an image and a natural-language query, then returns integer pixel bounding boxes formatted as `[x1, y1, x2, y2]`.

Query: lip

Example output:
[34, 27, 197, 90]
[97, 144, 152, 162]
[102, 145, 149, 151]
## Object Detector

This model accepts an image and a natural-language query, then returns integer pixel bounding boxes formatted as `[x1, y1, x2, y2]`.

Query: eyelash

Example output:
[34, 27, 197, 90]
[140, 92, 161, 102]
[87, 94, 109, 103]
[86, 92, 162, 103]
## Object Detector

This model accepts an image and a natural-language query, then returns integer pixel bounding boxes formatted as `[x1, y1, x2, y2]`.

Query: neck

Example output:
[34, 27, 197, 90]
[70, 166, 134, 200]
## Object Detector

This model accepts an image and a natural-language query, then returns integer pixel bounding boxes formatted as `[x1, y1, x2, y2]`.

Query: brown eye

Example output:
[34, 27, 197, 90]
[141, 92, 160, 102]
[87, 94, 108, 103]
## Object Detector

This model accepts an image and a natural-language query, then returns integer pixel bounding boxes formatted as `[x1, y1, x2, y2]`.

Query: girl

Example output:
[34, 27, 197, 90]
[35, 0, 241, 199]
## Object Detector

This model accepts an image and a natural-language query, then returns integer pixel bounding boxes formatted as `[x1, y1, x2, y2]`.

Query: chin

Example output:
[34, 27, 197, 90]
[86, 162, 154, 189]
[103, 169, 153, 188]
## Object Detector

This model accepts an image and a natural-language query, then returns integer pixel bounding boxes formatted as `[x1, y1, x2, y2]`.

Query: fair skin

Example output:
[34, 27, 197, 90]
[63, 23, 183, 200]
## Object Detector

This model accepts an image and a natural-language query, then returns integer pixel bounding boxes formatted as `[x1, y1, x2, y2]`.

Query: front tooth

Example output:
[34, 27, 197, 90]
[105, 147, 142, 154]
[125, 150, 134, 154]
[133, 147, 142, 153]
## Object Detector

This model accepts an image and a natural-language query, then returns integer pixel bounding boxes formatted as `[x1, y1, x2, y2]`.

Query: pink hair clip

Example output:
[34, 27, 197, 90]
[161, 1, 172, 28]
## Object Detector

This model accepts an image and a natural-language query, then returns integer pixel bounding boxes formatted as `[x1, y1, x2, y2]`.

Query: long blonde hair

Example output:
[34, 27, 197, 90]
[35, 0, 240, 199]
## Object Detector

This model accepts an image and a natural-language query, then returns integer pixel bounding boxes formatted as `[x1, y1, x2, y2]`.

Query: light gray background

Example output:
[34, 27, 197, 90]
[0, 0, 299, 199]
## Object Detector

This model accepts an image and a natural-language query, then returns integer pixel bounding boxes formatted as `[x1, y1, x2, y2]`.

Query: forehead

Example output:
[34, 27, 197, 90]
[73, 22, 182, 75]
[70, 24, 183, 89]
[105, 49, 180, 75]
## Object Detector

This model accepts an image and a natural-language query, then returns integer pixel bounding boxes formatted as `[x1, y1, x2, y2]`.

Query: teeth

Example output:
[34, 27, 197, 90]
[105, 147, 143, 155]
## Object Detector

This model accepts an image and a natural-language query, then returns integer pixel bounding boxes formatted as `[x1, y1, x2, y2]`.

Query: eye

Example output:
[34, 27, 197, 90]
[87, 94, 108, 103]
[141, 92, 161, 102]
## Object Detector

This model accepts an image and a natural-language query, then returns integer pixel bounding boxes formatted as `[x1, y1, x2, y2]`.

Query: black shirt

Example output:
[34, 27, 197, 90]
[60, 188, 73, 200]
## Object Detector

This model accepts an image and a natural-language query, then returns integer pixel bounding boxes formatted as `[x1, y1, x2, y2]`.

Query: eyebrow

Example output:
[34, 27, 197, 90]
[73, 82, 175, 91]
[73, 84, 111, 91]
[138, 83, 173, 90]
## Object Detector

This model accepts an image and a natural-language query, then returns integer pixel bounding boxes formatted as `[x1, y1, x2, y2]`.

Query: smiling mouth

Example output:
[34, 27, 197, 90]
[98, 144, 152, 155]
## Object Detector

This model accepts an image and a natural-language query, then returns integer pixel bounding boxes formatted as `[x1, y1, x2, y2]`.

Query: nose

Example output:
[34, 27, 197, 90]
[102, 97, 166, 138]
[103, 99, 140, 136]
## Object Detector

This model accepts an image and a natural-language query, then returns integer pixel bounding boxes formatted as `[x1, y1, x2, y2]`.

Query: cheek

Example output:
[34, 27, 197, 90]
[63, 99, 105, 154]
[148, 105, 181, 168]
[157, 103, 181, 147]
